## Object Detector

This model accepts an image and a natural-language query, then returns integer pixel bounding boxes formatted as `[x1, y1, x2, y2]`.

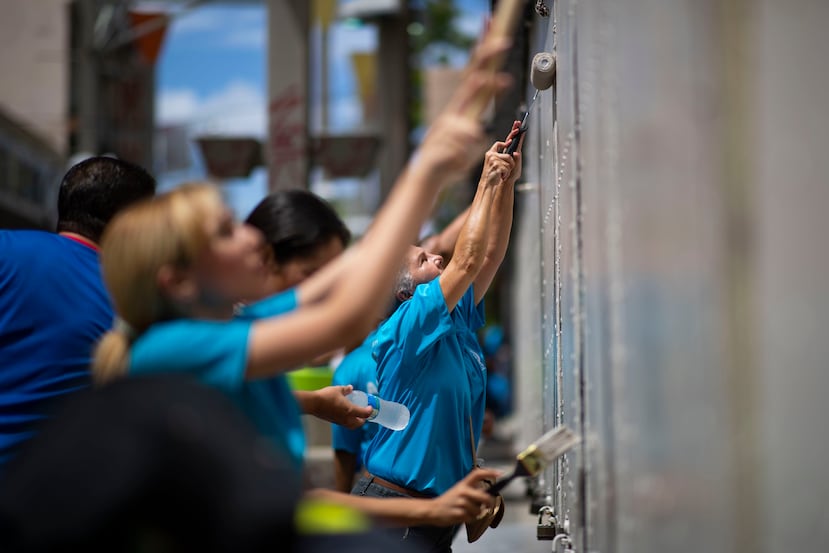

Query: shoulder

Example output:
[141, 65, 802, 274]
[0, 230, 64, 254]
[145, 318, 251, 344]
[396, 279, 445, 319]
[131, 319, 254, 391]
[132, 318, 253, 370]
[0, 231, 101, 288]
[238, 289, 298, 319]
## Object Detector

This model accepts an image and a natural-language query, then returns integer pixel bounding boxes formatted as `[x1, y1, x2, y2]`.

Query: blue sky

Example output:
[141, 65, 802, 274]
[153, 1, 488, 217]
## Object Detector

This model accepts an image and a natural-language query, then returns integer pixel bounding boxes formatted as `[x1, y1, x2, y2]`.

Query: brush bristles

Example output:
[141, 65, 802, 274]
[516, 425, 579, 477]
[517, 444, 543, 475]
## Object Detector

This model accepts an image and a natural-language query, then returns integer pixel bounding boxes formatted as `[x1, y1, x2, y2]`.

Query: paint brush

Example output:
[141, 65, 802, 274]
[487, 425, 580, 495]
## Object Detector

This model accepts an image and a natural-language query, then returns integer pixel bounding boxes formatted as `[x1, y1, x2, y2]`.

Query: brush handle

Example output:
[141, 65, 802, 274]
[487, 472, 517, 495]
[486, 455, 534, 495]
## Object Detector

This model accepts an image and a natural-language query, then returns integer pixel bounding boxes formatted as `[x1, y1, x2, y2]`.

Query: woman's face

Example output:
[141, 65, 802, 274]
[264, 235, 345, 294]
[406, 245, 444, 286]
[193, 208, 270, 307]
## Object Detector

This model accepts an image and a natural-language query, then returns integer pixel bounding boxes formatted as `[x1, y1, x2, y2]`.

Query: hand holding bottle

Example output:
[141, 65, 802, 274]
[346, 390, 410, 431]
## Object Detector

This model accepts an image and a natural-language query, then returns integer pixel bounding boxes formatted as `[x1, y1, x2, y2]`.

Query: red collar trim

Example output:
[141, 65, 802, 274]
[60, 233, 100, 252]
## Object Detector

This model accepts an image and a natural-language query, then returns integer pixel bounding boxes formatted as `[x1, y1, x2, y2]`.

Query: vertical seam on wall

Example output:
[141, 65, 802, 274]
[569, 0, 588, 548]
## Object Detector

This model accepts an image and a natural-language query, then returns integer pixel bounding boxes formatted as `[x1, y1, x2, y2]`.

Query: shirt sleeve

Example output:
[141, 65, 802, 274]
[377, 278, 455, 363]
[129, 319, 252, 392]
[237, 288, 298, 319]
[454, 284, 486, 332]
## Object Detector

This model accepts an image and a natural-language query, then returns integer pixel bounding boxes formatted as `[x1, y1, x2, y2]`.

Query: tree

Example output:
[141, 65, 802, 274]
[411, 0, 476, 66]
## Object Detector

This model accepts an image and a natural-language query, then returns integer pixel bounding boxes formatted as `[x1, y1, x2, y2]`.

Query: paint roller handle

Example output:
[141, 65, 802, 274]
[506, 119, 527, 155]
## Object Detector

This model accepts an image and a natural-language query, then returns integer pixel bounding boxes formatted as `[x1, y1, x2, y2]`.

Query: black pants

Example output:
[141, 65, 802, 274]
[351, 474, 459, 553]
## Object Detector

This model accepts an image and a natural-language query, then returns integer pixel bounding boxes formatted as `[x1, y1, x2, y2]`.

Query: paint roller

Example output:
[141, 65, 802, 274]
[506, 51, 556, 154]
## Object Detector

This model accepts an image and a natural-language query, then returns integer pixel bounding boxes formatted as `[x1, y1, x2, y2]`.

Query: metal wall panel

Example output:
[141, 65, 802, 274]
[754, 0, 829, 550]
[510, 0, 829, 551]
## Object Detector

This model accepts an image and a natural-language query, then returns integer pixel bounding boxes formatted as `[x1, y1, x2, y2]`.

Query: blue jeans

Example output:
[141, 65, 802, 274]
[351, 474, 459, 553]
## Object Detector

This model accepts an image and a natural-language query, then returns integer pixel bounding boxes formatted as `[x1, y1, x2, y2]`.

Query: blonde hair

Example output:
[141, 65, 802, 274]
[93, 183, 225, 384]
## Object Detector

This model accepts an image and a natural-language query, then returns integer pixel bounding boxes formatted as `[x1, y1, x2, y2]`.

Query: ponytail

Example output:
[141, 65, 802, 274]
[92, 330, 131, 385]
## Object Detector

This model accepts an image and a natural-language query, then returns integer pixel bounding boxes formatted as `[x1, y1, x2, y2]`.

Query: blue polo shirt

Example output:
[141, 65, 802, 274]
[0, 231, 112, 467]
[364, 278, 487, 496]
[129, 289, 306, 473]
[331, 330, 379, 471]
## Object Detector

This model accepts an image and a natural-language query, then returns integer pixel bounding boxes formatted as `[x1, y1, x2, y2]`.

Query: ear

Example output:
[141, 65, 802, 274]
[395, 289, 412, 303]
[157, 264, 199, 304]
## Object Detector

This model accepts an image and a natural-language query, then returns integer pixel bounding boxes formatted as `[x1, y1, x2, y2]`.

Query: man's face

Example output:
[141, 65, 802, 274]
[269, 236, 345, 291]
[405, 245, 444, 288]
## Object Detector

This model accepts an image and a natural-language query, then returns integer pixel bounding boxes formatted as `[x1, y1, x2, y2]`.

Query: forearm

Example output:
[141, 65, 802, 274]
[438, 175, 499, 310]
[333, 450, 359, 493]
[450, 182, 496, 276]
[296, 248, 354, 306]
[471, 123, 521, 301]
[294, 390, 316, 415]
[306, 488, 436, 527]
[473, 181, 515, 303]
[483, 178, 515, 268]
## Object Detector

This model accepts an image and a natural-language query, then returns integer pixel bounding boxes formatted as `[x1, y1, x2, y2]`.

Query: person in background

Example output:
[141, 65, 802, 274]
[332, 204, 471, 493]
[0, 156, 156, 468]
[479, 324, 512, 440]
[354, 122, 523, 552]
[330, 329, 380, 492]
[90, 41, 511, 527]
[245, 189, 350, 293]
[245, 190, 373, 432]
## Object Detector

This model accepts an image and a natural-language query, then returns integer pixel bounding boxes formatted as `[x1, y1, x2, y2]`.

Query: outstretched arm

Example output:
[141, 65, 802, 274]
[473, 120, 523, 304]
[305, 467, 500, 527]
[439, 133, 517, 312]
[244, 39, 512, 379]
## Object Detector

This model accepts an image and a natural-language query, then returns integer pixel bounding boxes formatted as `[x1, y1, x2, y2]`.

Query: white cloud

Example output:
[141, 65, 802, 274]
[196, 82, 266, 137]
[159, 78, 366, 139]
[171, 5, 265, 50]
[170, 8, 225, 33]
[157, 80, 266, 138]
[156, 88, 200, 124]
